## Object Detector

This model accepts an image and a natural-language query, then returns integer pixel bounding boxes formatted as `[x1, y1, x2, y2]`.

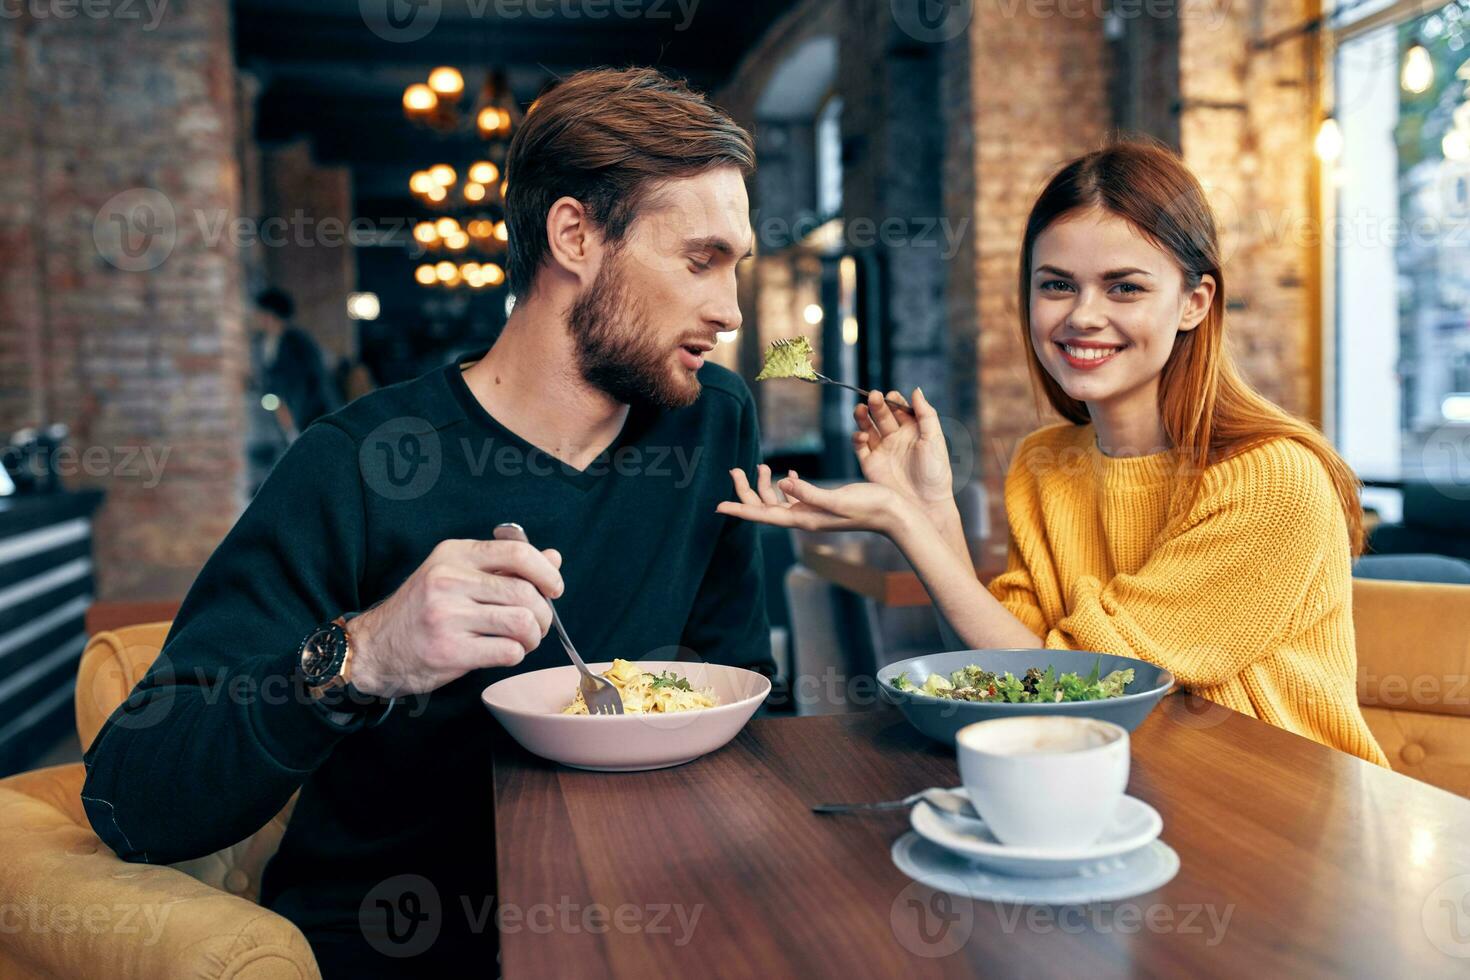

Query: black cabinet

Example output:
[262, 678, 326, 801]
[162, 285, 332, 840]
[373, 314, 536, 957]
[0, 490, 104, 777]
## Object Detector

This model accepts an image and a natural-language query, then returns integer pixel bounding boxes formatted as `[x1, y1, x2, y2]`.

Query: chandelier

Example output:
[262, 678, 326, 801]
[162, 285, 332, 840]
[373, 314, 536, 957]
[403, 66, 519, 140]
[411, 216, 509, 289]
[401, 66, 519, 289]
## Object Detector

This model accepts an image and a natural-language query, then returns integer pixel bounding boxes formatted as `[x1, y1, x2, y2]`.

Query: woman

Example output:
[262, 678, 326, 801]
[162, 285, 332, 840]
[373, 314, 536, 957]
[719, 141, 1389, 766]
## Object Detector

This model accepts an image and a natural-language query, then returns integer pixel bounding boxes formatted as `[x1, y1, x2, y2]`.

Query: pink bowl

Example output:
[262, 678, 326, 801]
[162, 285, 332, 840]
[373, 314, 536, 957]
[481, 661, 771, 771]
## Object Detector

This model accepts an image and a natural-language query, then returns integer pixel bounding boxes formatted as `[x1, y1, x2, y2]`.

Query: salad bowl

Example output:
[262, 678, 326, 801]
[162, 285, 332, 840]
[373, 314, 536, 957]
[876, 648, 1173, 746]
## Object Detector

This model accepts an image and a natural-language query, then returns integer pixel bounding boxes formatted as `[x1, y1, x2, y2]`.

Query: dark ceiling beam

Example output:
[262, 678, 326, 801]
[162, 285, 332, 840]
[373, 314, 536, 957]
[237, 0, 798, 248]
[234, 12, 710, 82]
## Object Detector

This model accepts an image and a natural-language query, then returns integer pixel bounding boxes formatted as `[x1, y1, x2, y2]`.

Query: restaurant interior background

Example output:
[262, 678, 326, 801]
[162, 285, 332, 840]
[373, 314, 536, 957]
[0, 0, 1468, 780]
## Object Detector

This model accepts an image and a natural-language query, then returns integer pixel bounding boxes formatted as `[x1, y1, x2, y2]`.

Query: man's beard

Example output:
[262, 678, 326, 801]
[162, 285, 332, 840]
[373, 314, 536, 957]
[567, 251, 701, 411]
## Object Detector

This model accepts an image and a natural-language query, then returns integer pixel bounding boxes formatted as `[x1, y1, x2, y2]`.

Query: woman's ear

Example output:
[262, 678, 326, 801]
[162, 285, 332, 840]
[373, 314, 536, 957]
[545, 196, 598, 287]
[1178, 273, 1216, 333]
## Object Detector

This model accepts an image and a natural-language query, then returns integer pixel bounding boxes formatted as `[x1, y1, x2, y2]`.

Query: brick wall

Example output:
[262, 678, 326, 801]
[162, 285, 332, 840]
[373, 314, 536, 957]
[1179, 0, 1320, 422]
[968, 0, 1114, 556]
[0, 23, 45, 430]
[0, 3, 249, 601]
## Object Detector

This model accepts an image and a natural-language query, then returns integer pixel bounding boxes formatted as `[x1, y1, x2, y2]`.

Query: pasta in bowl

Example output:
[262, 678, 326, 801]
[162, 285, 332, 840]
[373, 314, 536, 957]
[482, 660, 770, 771]
[562, 659, 718, 715]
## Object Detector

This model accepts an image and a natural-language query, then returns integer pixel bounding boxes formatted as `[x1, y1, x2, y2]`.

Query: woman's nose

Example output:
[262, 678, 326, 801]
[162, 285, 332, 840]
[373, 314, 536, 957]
[1067, 291, 1109, 330]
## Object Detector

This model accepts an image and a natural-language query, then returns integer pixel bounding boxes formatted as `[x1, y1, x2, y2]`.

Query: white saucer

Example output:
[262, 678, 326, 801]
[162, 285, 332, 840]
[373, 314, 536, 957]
[910, 790, 1163, 878]
[893, 832, 1180, 905]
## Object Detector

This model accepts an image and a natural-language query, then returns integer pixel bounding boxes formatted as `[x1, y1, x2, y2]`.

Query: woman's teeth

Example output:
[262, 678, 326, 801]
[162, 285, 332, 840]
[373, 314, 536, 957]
[1061, 344, 1122, 361]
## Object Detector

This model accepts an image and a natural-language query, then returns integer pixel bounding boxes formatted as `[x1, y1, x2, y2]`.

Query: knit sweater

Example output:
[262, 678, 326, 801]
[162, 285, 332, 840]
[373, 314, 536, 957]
[987, 422, 1390, 767]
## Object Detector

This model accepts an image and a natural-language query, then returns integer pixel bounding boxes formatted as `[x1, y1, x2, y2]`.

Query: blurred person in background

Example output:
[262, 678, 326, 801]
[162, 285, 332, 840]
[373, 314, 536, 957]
[253, 287, 340, 441]
[333, 353, 377, 407]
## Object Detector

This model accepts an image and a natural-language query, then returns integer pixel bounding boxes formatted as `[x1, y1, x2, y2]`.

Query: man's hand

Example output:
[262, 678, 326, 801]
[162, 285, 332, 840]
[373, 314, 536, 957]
[346, 538, 564, 698]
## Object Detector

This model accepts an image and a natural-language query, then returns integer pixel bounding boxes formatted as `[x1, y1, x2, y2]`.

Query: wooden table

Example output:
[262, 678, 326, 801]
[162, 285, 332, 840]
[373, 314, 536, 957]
[492, 696, 1470, 978]
[796, 529, 1006, 607]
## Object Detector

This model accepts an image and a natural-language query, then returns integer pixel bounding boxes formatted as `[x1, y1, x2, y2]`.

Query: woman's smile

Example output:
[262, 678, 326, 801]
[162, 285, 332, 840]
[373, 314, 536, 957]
[1055, 341, 1128, 370]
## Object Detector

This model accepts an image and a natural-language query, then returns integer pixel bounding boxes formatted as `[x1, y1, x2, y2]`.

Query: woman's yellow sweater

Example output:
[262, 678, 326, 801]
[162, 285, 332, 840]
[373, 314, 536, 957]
[988, 422, 1390, 767]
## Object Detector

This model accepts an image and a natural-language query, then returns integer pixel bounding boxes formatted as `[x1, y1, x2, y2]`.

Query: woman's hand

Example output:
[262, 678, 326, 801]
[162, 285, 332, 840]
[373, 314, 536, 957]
[715, 464, 910, 536]
[854, 388, 954, 521]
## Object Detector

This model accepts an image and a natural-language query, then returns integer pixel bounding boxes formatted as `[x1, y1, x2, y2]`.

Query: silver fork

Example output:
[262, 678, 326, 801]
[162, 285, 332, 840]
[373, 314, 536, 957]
[492, 522, 624, 715]
[798, 374, 914, 415]
[812, 787, 976, 817]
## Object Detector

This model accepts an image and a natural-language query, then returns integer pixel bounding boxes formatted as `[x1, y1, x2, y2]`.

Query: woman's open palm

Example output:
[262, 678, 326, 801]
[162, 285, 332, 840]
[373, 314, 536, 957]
[715, 465, 901, 535]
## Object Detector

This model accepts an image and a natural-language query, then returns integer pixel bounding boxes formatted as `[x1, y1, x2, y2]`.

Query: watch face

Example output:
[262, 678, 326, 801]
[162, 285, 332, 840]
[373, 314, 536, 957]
[301, 623, 347, 683]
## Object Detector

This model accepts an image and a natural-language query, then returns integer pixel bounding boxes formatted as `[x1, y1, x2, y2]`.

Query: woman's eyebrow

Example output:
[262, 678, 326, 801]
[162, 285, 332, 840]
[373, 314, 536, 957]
[1033, 264, 1153, 280]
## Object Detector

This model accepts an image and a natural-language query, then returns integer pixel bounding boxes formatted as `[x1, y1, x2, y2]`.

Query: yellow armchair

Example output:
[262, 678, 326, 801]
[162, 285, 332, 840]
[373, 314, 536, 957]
[1354, 578, 1470, 797]
[0, 622, 318, 979]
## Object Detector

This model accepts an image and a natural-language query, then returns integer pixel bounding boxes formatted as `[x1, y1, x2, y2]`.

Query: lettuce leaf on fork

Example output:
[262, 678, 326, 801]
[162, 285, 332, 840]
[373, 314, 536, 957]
[756, 337, 818, 381]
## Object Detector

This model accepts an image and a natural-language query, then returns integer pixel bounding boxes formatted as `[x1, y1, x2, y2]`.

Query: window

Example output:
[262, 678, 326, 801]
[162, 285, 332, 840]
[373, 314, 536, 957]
[816, 96, 843, 221]
[1334, 0, 1470, 484]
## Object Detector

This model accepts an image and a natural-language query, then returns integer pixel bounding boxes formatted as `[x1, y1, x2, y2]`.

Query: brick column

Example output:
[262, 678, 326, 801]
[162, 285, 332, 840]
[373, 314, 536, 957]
[0, 2, 250, 601]
[1178, 0, 1319, 421]
[259, 139, 357, 363]
[0, 22, 45, 429]
[970, 0, 1114, 556]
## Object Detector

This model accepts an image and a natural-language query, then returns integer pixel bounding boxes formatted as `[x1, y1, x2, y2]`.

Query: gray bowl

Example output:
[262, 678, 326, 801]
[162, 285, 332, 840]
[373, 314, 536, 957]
[876, 648, 1174, 746]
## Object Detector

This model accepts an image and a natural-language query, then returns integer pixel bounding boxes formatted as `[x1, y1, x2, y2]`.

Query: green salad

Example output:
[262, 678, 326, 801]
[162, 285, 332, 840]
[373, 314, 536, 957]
[755, 337, 818, 381]
[889, 660, 1133, 703]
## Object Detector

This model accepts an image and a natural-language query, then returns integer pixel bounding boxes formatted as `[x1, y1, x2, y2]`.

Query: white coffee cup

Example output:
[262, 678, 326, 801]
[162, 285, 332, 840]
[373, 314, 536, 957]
[955, 716, 1129, 850]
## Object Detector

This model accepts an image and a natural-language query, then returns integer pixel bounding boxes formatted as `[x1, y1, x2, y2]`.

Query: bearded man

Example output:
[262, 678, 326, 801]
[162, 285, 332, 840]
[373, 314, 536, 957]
[81, 67, 771, 977]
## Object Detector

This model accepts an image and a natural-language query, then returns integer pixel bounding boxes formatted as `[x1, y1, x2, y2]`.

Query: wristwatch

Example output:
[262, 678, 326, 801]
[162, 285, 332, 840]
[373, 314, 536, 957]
[297, 614, 396, 726]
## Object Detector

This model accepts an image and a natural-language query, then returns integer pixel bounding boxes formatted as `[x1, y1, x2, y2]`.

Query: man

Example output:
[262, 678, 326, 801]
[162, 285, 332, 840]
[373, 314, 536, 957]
[81, 67, 769, 976]
[253, 287, 339, 441]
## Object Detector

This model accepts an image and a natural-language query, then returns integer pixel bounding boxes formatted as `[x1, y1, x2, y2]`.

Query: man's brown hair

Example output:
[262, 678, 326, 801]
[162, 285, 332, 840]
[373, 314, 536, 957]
[504, 67, 756, 297]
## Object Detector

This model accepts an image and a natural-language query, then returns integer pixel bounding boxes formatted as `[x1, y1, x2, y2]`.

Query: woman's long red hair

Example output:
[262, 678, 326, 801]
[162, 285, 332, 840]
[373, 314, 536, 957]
[1017, 141, 1364, 556]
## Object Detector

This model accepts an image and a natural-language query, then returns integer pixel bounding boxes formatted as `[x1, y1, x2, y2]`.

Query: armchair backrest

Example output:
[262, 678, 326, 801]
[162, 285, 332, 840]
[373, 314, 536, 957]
[76, 621, 174, 752]
[75, 620, 298, 902]
[1354, 578, 1470, 796]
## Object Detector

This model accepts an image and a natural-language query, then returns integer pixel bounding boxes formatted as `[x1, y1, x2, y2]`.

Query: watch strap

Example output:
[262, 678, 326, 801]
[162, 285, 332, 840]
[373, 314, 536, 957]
[307, 612, 396, 727]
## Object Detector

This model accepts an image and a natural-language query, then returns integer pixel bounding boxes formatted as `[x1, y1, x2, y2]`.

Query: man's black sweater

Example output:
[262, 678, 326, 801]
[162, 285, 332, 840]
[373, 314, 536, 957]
[80, 348, 770, 959]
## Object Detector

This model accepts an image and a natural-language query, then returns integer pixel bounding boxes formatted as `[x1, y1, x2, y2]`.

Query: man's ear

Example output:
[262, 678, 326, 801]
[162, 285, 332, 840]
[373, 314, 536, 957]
[545, 196, 601, 287]
[1178, 273, 1216, 333]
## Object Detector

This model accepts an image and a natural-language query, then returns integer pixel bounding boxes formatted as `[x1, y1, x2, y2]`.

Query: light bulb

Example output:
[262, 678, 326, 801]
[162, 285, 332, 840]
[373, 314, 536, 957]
[478, 107, 505, 134]
[1314, 117, 1343, 162]
[1402, 44, 1434, 94]
[346, 292, 380, 321]
[1444, 128, 1470, 161]
[427, 67, 464, 97]
[403, 84, 437, 114]
[468, 161, 499, 184]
